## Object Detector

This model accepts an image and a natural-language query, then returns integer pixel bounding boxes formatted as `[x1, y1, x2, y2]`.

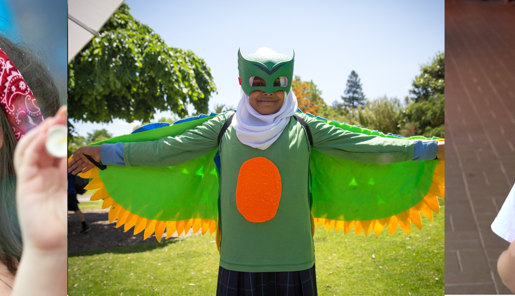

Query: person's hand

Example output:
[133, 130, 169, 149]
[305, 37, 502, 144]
[13, 106, 67, 252]
[498, 240, 515, 293]
[436, 141, 445, 160]
[67, 145, 102, 175]
[11, 107, 67, 296]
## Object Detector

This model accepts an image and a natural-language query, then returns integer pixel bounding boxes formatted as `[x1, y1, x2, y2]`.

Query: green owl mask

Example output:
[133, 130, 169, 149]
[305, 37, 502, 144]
[238, 47, 295, 96]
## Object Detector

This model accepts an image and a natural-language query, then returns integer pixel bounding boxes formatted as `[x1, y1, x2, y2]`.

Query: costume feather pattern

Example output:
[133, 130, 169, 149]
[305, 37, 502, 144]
[77, 111, 444, 246]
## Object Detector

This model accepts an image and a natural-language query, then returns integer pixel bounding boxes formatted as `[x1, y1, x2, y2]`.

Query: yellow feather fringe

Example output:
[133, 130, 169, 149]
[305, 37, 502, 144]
[78, 171, 218, 243]
[77, 154, 444, 241]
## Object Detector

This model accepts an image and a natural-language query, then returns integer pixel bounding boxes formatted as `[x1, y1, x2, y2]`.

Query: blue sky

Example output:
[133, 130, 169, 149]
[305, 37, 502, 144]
[74, 0, 444, 137]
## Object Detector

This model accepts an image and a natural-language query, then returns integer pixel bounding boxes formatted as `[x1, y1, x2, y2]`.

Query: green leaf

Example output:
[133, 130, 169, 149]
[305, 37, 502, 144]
[68, 3, 216, 123]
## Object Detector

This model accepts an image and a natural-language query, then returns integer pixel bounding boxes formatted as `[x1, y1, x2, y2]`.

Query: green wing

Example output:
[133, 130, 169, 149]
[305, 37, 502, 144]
[79, 114, 221, 242]
[78, 112, 444, 243]
[308, 116, 445, 236]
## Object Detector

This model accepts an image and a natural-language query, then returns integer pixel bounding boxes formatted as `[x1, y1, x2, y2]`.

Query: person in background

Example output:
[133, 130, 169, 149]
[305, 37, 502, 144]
[68, 172, 91, 234]
[0, 36, 66, 295]
[498, 241, 515, 293]
[492, 184, 515, 293]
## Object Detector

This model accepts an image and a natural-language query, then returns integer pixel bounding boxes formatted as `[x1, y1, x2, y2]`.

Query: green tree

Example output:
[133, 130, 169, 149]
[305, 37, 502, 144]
[213, 103, 226, 114]
[321, 97, 404, 135]
[86, 129, 113, 144]
[341, 70, 366, 108]
[402, 94, 445, 137]
[156, 117, 177, 125]
[68, 129, 113, 156]
[212, 103, 234, 113]
[67, 135, 87, 157]
[409, 52, 444, 103]
[68, 3, 216, 124]
[365, 96, 403, 135]
[319, 101, 354, 125]
[402, 52, 445, 137]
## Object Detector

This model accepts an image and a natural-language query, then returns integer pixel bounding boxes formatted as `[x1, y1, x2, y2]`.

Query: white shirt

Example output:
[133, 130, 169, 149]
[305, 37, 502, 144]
[492, 184, 515, 243]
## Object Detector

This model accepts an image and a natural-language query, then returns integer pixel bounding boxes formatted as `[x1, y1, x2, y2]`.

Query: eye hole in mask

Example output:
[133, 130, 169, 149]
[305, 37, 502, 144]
[249, 76, 288, 87]
[250, 76, 266, 87]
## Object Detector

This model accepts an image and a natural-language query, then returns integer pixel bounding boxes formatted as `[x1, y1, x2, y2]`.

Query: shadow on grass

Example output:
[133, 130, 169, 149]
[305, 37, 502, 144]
[68, 237, 182, 258]
[68, 211, 199, 257]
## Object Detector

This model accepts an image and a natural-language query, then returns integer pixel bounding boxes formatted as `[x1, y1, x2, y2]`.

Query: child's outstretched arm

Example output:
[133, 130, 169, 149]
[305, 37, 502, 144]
[11, 106, 67, 296]
[305, 113, 444, 163]
[67, 112, 233, 175]
[498, 240, 515, 293]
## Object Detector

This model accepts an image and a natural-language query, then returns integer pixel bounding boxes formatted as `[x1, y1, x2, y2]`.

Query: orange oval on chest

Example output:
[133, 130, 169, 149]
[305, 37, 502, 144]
[236, 157, 282, 223]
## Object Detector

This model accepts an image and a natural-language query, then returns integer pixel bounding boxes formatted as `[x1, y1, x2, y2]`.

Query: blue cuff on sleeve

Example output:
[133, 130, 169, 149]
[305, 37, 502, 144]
[412, 140, 438, 161]
[100, 143, 125, 166]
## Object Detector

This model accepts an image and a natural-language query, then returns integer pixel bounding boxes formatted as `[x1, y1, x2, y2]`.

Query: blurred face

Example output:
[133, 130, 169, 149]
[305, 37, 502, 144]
[248, 77, 285, 115]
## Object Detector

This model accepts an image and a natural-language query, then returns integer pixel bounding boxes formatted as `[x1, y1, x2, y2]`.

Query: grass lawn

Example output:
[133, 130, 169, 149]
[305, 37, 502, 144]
[78, 200, 103, 210]
[68, 207, 444, 296]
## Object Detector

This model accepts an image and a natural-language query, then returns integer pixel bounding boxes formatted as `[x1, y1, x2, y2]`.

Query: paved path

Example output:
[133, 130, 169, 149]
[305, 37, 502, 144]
[446, 0, 515, 294]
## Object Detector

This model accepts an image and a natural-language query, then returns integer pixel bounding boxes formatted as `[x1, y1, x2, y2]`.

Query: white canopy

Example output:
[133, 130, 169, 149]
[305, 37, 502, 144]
[68, 0, 125, 62]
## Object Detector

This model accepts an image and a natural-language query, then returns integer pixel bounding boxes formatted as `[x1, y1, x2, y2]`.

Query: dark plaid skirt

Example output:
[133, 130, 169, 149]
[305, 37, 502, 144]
[216, 264, 317, 296]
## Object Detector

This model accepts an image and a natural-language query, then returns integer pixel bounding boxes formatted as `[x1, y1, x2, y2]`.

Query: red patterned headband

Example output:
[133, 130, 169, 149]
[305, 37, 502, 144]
[0, 48, 44, 140]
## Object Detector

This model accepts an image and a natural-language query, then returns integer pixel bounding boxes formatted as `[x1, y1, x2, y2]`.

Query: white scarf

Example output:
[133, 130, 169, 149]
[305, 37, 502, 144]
[233, 88, 298, 150]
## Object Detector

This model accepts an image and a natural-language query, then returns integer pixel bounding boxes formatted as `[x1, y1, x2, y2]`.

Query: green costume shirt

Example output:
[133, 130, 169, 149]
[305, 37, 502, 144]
[122, 112, 415, 272]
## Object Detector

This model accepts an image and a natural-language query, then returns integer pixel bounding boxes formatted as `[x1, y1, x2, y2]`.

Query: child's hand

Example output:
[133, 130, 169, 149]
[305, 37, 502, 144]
[13, 106, 67, 252]
[68, 145, 102, 175]
[437, 141, 445, 160]
[498, 240, 515, 293]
